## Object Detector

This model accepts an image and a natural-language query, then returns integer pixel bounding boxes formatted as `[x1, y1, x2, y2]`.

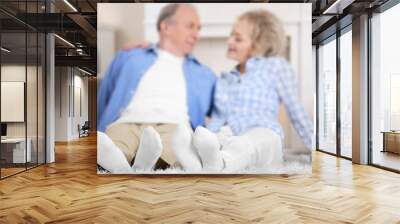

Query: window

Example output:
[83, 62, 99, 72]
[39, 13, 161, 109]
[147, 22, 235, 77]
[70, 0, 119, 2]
[339, 29, 352, 158]
[317, 37, 337, 154]
[371, 2, 400, 171]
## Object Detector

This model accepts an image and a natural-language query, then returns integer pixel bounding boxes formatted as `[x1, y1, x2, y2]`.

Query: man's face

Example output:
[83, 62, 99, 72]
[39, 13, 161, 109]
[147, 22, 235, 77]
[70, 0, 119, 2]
[162, 6, 201, 55]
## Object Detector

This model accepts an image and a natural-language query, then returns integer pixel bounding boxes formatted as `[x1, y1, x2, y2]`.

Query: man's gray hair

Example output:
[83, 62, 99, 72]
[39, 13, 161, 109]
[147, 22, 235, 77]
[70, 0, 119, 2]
[156, 3, 191, 32]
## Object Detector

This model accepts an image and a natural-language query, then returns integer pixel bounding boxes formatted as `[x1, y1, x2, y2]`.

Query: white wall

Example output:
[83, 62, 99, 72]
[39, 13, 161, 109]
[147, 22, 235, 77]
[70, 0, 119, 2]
[97, 3, 144, 82]
[1, 65, 40, 137]
[1, 64, 46, 163]
[55, 67, 68, 141]
[72, 73, 89, 138]
[55, 67, 89, 141]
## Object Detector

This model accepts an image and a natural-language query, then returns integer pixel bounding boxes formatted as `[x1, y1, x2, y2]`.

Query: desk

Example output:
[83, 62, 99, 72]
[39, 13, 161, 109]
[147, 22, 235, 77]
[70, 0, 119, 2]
[1, 138, 31, 163]
[382, 131, 400, 155]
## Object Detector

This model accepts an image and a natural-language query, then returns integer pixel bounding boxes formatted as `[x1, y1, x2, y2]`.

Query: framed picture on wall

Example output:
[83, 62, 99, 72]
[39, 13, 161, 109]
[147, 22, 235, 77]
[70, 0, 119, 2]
[1, 81, 25, 122]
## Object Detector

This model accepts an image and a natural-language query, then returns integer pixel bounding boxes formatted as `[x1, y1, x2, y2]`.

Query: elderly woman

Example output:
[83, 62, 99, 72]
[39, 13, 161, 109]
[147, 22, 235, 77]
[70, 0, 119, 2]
[191, 10, 313, 172]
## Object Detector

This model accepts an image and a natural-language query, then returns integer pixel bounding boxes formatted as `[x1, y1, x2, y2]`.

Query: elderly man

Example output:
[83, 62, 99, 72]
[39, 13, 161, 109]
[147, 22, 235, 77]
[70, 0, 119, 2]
[98, 3, 216, 172]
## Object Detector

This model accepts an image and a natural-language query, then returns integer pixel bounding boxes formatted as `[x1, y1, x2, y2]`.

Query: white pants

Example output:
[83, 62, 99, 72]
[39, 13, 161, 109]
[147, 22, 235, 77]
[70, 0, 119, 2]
[219, 127, 283, 172]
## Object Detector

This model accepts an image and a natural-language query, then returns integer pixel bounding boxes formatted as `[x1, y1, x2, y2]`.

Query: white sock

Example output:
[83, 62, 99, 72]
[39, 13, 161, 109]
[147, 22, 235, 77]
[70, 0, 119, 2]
[132, 126, 163, 171]
[97, 131, 132, 174]
[171, 124, 202, 172]
[220, 135, 255, 172]
[193, 126, 224, 171]
[216, 126, 234, 147]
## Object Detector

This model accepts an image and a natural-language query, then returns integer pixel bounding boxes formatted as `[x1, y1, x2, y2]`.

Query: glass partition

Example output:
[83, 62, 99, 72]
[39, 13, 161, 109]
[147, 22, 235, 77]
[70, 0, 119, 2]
[27, 30, 38, 169]
[0, 1, 46, 179]
[1, 30, 28, 177]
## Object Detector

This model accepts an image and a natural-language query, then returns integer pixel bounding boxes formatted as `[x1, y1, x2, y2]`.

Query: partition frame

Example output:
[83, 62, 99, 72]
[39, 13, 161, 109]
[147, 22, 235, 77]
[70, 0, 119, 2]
[315, 22, 353, 161]
[0, 0, 47, 180]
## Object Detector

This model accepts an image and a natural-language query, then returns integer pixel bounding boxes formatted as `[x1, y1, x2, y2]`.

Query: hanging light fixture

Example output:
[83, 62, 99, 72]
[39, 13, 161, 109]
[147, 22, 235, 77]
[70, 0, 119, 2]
[63, 0, 78, 12]
[1, 47, 11, 53]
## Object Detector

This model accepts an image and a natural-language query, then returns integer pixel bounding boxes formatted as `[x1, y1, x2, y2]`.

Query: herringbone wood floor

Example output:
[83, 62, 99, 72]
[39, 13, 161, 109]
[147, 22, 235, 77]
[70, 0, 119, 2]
[1, 134, 400, 223]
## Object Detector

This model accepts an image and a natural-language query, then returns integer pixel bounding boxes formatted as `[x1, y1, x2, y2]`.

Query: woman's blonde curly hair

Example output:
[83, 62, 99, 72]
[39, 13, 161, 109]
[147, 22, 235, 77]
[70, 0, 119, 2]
[238, 10, 287, 57]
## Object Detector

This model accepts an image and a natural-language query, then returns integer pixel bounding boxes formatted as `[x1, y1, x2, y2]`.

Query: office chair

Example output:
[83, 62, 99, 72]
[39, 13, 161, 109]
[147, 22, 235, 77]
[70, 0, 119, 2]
[78, 121, 90, 138]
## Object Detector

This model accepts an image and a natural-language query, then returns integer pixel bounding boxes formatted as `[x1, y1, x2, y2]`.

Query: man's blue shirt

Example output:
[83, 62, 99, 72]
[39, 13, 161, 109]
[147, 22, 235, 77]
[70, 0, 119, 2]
[97, 46, 217, 132]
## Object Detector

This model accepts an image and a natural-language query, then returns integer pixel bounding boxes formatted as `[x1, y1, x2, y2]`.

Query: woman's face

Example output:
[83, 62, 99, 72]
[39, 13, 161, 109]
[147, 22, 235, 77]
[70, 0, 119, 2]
[227, 20, 253, 64]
